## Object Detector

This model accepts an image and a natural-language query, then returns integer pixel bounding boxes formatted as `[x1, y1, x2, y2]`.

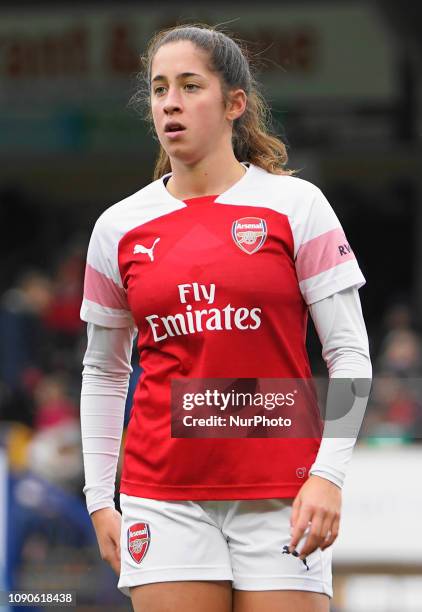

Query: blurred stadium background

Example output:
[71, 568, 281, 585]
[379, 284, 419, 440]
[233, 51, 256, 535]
[0, 1, 421, 610]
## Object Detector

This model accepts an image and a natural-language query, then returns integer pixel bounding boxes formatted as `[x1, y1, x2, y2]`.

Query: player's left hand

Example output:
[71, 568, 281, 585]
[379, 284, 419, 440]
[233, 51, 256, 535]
[289, 474, 341, 559]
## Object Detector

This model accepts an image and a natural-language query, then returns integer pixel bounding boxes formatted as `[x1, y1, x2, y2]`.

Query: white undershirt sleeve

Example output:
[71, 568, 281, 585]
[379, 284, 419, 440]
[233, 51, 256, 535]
[80, 322, 136, 515]
[308, 286, 372, 488]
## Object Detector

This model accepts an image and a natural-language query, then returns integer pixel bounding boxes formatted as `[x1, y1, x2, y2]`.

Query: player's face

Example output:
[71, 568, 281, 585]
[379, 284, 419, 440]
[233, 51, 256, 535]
[150, 40, 232, 165]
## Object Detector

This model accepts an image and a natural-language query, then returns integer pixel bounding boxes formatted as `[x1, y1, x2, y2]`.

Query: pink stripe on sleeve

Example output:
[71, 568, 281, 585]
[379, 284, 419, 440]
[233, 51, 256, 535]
[296, 227, 356, 282]
[83, 263, 128, 310]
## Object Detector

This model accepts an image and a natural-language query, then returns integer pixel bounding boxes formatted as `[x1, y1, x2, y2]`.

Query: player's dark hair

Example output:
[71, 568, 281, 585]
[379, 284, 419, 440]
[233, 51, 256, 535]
[131, 23, 296, 180]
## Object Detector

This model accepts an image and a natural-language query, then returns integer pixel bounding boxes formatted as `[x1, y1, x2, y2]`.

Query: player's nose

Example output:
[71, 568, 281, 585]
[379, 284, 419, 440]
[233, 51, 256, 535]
[163, 86, 183, 114]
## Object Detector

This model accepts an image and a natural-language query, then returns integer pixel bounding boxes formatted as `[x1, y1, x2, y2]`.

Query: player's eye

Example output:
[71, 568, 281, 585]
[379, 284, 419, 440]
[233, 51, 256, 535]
[153, 86, 166, 95]
[185, 83, 199, 91]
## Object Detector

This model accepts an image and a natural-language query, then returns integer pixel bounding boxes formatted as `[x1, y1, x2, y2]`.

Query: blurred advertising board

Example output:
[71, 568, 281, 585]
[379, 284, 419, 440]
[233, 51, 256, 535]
[0, 3, 395, 153]
[333, 445, 422, 565]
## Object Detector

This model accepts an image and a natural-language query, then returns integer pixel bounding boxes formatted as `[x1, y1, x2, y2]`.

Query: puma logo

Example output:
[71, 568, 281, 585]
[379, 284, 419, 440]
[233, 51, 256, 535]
[282, 545, 309, 570]
[133, 238, 160, 262]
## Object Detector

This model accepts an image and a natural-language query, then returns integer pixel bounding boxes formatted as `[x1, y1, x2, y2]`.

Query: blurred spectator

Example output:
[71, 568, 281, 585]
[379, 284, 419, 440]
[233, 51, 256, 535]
[363, 376, 421, 442]
[32, 373, 77, 432]
[0, 269, 54, 389]
[363, 310, 422, 443]
[371, 299, 420, 359]
[384, 302, 414, 331]
[27, 421, 84, 494]
[375, 328, 422, 377]
[44, 245, 85, 338]
[0, 269, 55, 425]
[27, 371, 83, 494]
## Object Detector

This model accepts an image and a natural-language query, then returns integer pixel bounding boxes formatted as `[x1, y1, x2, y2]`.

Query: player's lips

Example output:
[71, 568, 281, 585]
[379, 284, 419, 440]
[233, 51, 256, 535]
[164, 121, 186, 139]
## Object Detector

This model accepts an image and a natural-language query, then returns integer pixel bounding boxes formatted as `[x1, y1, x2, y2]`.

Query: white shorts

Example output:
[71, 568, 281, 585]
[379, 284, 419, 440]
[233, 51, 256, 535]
[118, 494, 333, 599]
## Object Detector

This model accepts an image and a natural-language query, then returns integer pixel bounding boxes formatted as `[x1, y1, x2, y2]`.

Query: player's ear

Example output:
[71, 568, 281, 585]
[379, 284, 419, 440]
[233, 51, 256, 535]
[225, 88, 247, 122]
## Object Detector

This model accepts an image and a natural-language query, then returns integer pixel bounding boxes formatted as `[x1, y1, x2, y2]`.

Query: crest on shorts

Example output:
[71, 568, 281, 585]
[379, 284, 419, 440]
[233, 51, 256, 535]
[232, 217, 267, 254]
[127, 522, 151, 564]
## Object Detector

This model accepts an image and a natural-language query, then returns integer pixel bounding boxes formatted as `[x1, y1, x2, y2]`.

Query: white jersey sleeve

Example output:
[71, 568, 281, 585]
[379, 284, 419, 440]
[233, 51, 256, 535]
[293, 187, 366, 305]
[80, 216, 135, 328]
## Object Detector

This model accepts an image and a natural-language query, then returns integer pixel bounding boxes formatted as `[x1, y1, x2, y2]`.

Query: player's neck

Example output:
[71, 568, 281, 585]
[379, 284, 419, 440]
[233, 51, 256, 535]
[165, 155, 246, 201]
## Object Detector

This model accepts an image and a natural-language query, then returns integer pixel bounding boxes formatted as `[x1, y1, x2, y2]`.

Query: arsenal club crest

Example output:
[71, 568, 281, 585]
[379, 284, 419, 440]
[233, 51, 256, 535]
[232, 217, 267, 254]
[127, 522, 151, 564]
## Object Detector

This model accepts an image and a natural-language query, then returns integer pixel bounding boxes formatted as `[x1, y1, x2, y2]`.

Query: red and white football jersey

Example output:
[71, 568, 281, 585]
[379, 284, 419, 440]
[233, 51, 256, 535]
[80, 162, 366, 500]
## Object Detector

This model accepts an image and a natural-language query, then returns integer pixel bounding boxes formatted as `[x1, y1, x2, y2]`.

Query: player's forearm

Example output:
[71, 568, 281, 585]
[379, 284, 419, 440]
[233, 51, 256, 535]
[80, 322, 135, 514]
[309, 356, 372, 488]
[308, 287, 372, 488]
[309, 437, 364, 489]
[81, 370, 129, 514]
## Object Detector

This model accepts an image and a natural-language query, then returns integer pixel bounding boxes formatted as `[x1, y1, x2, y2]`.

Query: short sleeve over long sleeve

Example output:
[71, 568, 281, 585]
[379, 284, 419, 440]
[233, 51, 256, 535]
[80, 216, 135, 328]
[294, 188, 366, 305]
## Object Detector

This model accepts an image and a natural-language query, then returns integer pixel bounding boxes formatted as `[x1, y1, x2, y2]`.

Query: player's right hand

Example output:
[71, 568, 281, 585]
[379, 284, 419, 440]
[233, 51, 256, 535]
[90, 507, 122, 575]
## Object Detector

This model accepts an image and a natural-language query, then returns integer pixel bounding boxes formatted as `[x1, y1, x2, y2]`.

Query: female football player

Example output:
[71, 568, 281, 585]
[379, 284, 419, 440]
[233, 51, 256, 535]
[80, 24, 371, 612]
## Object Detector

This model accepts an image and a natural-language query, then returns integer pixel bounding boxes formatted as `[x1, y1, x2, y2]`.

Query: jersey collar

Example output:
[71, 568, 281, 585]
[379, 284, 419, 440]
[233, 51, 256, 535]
[158, 162, 255, 207]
